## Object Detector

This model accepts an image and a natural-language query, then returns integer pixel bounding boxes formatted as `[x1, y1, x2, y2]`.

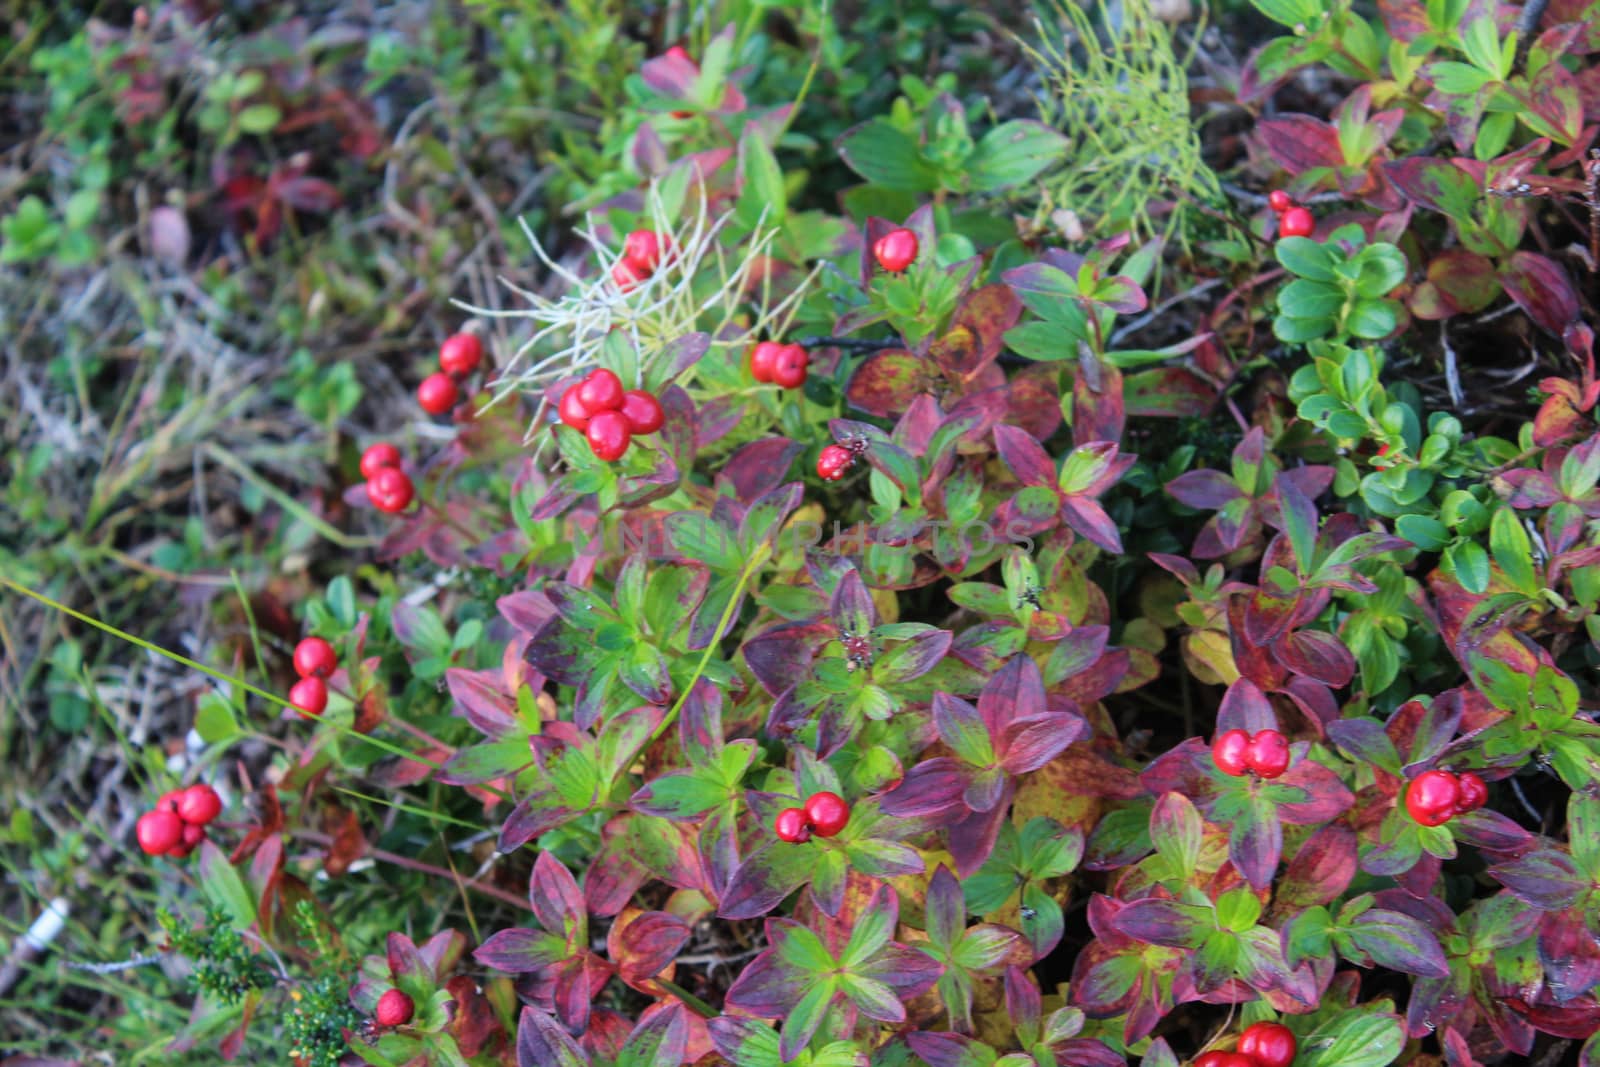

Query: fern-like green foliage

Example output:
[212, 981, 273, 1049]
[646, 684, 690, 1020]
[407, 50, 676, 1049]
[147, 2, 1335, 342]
[1023, 0, 1223, 248]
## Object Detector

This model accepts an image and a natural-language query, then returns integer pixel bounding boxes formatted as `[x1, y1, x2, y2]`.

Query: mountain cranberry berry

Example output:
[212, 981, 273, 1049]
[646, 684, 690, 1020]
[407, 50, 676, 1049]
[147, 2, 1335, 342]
[375, 988, 415, 1028]
[1238, 1021, 1297, 1067]
[177, 783, 222, 826]
[873, 227, 918, 273]
[622, 230, 662, 274]
[749, 341, 782, 383]
[612, 260, 644, 292]
[438, 332, 483, 377]
[1211, 729, 1251, 776]
[774, 807, 812, 843]
[619, 390, 665, 435]
[817, 444, 854, 481]
[157, 789, 183, 813]
[1193, 1054, 1254, 1067]
[586, 410, 632, 462]
[1267, 190, 1293, 214]
[804, 791, 850, 837]
[359, 442, 401, 480]
[1246, 729, 1291, 779]
[1406, 769, 1461, 826]
[292, 636, 337, 679]
[417, 372, 459, 416]
[558, 385, 593, 431]
[770, 343, 809, 390]
[577, 368, 625, 413]
[180, 821, 206, 849]
[136, 808, 183, 855]
[1455, 771, 1488, 813]
[366, 467, 414, 514]
[1278, 206, 1315, 239]
[289, 675, 328, 718]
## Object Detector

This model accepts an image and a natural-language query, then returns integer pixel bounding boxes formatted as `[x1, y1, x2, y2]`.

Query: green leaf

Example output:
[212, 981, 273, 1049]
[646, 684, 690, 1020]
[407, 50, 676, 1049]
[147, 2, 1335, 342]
[1276, 237, 1338, 281]
[194, 693, 241, 744]
[237, 104, 282, 135]
[1353, 245, 1408, 298]
[197, 842, 257, 928]
[1489, 507, 1539, 595]
[837, 120, 941, 191]
[1347, 299, 1399, 339]
[1300, 1005, 1404, 1067]
[736, 129, 786, 229]
[1278, 279, 1345, 319]
[967, 121, 1069, 191]
[1444, 540, 1490, 594]
[1396, 514, 1450, 551]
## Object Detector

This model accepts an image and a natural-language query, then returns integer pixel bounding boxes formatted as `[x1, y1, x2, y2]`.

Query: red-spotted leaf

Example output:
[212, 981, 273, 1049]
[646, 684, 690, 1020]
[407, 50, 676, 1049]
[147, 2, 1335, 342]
[608, 910, 691, 987]
[530, 852, 586, 943]
[517, 1006, 589, 1067]
[1216, 678, 1278, 734]
[1110, 898, 1211, 947]
[994, 423, 1056, 487]
[1502, 251, 1581, 335]
[1256, 114, 1345, 172]
[1277, 825, 1359, 908]
[846, 350, 935, 418]
[475, 928, 570, 973]
[1229, 791, 1285, 889]
[615, 1002, 688, 1067]
[1338, 905, 1451, 978]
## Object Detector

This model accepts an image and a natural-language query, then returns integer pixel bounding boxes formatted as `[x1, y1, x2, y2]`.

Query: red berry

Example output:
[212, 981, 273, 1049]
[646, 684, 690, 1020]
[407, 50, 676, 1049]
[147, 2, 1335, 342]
[577, 368, 625, 413]
[1455, 772, 1488, 813]
[873, 227, 919, 273]
[558, 385, 593, 431]
[289, 676, 328, 718]
[1278, 207, 1315, 239]
[774, 807, 812, 843]
[1211, 729, 1251, 777]
[180, 821, 206, 849]
[157, 789, 183, 813]
[586, 410, 632, 462]
[622, 230, 662, 274]
[804, 791, 850, 837]
[293, 636, 337, 679]
[612, 260, 644, 292]
[1247, 729, 1291, 779]
[619, 390, 664, 435]
[438, 332, 483, 377]
[1238, 1021, 1297, 1067]
[1267, 190, 1293, 214]
[136, 809, 183, 856]
[417, 372, 459, 416]
[359, 442, 401, 480]
[770, 343, 809, 390]
[817, 444, 854, 481]
[1193, 1054, 1253, 1067]
[1406, 770, 1461, 826]
[749, 341, 782, 383]
[664, 45, 696, 69]
[375, 988, 415, 1028]
[366, 467, 415, 514]
[176, 783, 222, 826]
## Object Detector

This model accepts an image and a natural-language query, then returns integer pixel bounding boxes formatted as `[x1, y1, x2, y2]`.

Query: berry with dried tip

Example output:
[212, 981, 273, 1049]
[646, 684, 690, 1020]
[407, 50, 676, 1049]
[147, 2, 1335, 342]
[774, 807, 812, 843]
[804, 791, 850, 838]
[293, 636, 337, 679]
[586, 410, 632, 462]
[577, 368, 625, 413]
[1278, 206, 1315, 239]
[1246, 729, 1291, 779]
[817, 444, 854, 481]
[417, 372, 459, 416]
[558, 386, 593, 431]
[136, 808, 183, 855]
[359, 442, 401, 480]
[1406, 769, 1461, 826]
[770, 343, 808, 390]
[1238, 1021, 1297, 1067]
[1267, 190, 1293, 214]
[289, 675, 329, 718]
[612, 260, 644, 293]
[1455, 772, 1488, 813]
[1211, 729, 1251, 777]
[749, 341, 782, 383]
[438, 333, 483, 377]
[873, 228, 919, 273]
[619, 390, 664, 435]
[177, 783, 222, 826]
[366, 467, 414, 514]
[375, 989, 415, 1028]
[622, 230, 662, 274]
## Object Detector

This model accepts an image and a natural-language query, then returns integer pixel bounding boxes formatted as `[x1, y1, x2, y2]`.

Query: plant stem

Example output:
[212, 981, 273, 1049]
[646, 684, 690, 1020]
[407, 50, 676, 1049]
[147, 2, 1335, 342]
[293, 830, 526, 910]
[648, 555, 762, 747]
[651, 977, 717, 1019]
[796, 335, 902, 353]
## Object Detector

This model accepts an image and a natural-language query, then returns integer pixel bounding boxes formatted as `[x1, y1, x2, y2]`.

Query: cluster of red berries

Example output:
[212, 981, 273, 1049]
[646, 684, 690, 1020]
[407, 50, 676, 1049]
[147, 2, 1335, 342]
[612, 229, 668, 292]
[287, 636, 337, 718]
[748, 340, 810, 389]
[136, 783, 222, 859]
[375, 989, 415, 1028]
[773, 791, 851, 843]
[1211, 728, 1291, 780]
[1194, 1021, 1297, 1067]
[872, 227, 918, 273]
[1404, 768, 1487, 827]
[360, 442, 413, 515]
[558, 368, 665, 461]
[417, 332, 484, 417]
[1267, 190, 1315, 240]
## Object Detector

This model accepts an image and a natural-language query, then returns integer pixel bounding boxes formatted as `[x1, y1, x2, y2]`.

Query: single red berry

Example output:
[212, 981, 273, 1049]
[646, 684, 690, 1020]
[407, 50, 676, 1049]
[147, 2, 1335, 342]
[622, 230, 662, 274]
[180, 821, 206, 849]
[749, 341, 782, 383]
[157, 789, 183, 813]
[664, 45, 696, 69]
[873, 227, 919, 273]
[1193, 1054, 1253, 1067]
[289, 675, 328, 718]
[1455, 772, 1488, 813]
[770, 343, 809, 390]
[1238, 1021, 1297, 1067]
[577, 368, 625, 413]
[817, 444, 854, 481]
[136, 808, 183, 856]
[619, 390, 665, 435]
[375, 988, 415, 1028]
[1267, 190, 1293, 214]
[1406, 770, 1461, 825]
[438, 332, 483, 377]
[1376, 443, 1391, 457]
[612, 260, 644, 293]
[366, 467, 414, 514]
[417, 372, 459, 416]
[774, 807, 812, 843]
[558, 385, 593, 431]
[292, 636, 338, 679]
[359, 442, 401, 480]
[176, 783, 222, 826]
[804, 791, 850, 837]
[586, 410, 632, 462]
[1247, 729, 1292, 779]
[1278, 206, 1315, 239]
[1211, 729, 1251, 777]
